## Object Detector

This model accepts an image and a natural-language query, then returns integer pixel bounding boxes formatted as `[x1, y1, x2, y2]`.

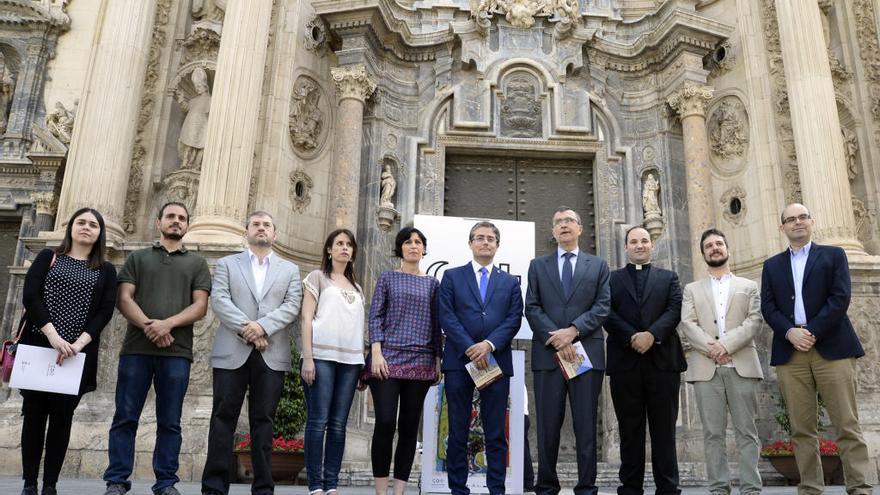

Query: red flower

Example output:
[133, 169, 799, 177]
[235, 434, 304, 452]
[761, 438, 840, 457]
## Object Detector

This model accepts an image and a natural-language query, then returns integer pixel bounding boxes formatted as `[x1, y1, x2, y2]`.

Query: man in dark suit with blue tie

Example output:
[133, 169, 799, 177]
[439, 221, 525, 495]
[761, 203, 872, 495]
[525, 207, 611, 495]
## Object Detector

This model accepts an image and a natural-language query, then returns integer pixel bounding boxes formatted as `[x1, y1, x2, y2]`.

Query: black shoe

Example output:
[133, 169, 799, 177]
[41, 487, 57, 495]
[21, 487, 37, 495]
[103, 484, 127, 495]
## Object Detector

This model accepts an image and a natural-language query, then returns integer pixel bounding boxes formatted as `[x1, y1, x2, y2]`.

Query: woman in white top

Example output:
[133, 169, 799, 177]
[301, 228, 365, 495]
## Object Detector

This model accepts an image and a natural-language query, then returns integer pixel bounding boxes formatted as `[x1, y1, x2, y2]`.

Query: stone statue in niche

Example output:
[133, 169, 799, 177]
[500, 77, 542, 137]
[0, 53, 15, 135]
[46, 100, 77, 144]
[642, 173, 661, 217]
[191, 0, 225, 30]
[289, 78, 324, 152]
[380, 163, 397, 208]
[178, 67, 211, 171]
[842, 127, 858, 180]
[708, 99, 747, 159]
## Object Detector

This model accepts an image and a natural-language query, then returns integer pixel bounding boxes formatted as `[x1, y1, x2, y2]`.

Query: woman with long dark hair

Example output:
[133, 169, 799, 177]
[364, 226, 441, 495]
[18, 207, 117, 495]
[300, 228, 365, 495]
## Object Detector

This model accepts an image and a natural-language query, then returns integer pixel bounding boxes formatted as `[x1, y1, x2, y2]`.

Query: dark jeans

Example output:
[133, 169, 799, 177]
[302, 359, 361, 492]
[368, 378, 432, 481]
[20, 390, 82, 488]
[103, 354, 191, 494]
[202, 350, 285, 495]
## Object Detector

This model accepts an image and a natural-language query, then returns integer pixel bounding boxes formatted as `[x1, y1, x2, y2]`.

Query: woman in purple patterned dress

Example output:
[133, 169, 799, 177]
[366, 226, 442, 495]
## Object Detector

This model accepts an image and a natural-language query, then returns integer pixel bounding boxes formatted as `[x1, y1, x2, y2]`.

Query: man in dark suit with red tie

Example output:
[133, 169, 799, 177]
[761, 203, 872, 495]
[439, 221, 524, 495]
[604, 226, 684, 495]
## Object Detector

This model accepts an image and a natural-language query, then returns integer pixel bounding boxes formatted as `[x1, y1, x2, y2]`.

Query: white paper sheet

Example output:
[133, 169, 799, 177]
[9, 344, 85, 395]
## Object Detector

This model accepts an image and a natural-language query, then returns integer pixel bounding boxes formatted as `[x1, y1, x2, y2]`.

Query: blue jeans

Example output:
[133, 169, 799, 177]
[103, 354, 191, 494]
[302, 359, 361, 492]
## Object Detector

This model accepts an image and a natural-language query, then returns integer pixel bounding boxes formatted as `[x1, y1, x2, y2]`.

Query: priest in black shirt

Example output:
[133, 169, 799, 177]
[604, 225, 686, 495]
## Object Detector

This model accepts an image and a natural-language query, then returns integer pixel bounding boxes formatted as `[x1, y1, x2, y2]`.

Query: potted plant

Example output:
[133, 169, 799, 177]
[235, 346, 308, 483]
[761, 393, 843, 485]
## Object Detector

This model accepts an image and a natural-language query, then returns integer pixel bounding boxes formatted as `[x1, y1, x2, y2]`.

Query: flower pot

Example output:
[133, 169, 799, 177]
[764, 454, 844, 486]
[236, 451, 305, 483]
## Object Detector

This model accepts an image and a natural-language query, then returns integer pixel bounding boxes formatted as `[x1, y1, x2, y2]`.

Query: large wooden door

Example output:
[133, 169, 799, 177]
[444, 153, 595, 257]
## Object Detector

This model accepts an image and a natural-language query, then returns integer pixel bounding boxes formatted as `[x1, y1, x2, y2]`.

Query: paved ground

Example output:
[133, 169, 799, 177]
[0, 477, 862, 495]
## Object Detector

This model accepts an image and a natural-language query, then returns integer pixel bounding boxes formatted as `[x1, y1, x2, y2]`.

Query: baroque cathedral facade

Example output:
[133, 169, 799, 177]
[0, 0, 878, 485]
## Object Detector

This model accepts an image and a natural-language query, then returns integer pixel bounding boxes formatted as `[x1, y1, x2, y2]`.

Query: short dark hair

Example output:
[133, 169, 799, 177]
[553, 206, 582, 225]
[245, 210, 275, 227]
[56, 207, 107, 269]
[699, 228, 727, 254]
[623, 225, 650, 245]
[157, 201, 189, 221]
[468, 221, 500, 244]
[393, 226, 427, 257]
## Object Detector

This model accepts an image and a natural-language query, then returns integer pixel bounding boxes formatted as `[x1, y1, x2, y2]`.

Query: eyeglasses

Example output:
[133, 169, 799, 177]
[471, 235, 497, 243]
[782, 213, 811, 225]
[553, 217, 580, 226]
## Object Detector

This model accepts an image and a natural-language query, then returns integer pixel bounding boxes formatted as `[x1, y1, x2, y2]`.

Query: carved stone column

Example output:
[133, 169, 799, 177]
[667, 83, 715, 280]
[31, 192, 56, 233]
[53, 0, 157, 243]
[327, 65, 376, 231]
[775, 0, 864, 253]
[184, 0, 272, 244]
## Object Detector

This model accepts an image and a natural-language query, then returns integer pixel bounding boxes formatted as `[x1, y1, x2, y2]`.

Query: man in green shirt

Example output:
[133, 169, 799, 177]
[103, 202, 211, 495]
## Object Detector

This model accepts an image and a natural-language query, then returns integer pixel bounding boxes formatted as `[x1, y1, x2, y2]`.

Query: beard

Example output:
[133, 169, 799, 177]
[705, 254, 728, 268]
[250, 237, 271, 248]
[162, 231, 184, 241]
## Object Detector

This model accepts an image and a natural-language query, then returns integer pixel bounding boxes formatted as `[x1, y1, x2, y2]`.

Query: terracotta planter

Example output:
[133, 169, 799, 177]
[764, 454, 844, 485]
[236, 450, 305, 483]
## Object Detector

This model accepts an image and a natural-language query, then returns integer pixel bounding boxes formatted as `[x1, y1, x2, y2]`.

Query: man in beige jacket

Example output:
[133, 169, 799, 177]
[680, 228, 763, 495]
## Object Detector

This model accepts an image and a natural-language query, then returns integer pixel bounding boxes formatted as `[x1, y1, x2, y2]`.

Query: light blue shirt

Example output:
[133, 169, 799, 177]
[557, 246, 580, 280]
[789, 241, 812, 325]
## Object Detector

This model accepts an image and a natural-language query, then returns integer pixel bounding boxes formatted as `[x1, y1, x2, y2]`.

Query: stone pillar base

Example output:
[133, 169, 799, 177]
[184, 216, 245, 246]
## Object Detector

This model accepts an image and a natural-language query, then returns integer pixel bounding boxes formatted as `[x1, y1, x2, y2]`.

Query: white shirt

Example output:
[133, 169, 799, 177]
[789, 241, 812, 325]
[557, 247, 580, 280]
[710, 272, 733, 337]
[248, 249, 272, 295]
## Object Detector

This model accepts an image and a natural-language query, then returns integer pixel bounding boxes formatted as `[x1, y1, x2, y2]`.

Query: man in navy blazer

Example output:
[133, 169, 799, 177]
[761, 203, 871, 495]
[440, 221, 524, 495]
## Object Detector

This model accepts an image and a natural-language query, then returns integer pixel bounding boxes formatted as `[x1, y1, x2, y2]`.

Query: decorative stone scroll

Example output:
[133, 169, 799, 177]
[331, 65, 377, 103]
[667, 83, 714, 118]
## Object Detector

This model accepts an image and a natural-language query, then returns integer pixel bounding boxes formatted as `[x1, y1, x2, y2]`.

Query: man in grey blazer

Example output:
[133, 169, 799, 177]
[679, 228, 763, 495]
[525, 206, 611, 495]
[201, 211, 302, 495]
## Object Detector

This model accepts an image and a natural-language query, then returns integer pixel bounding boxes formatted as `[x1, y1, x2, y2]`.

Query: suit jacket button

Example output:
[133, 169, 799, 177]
[791, 296, 795, 300]
[713, 319, 717, 323]
[482, 312, 487, 316]
[715, 336, 719, 339]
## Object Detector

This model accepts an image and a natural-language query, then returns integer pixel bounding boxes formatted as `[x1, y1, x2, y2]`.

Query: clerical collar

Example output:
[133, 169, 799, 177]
[628, 262, 651, 271]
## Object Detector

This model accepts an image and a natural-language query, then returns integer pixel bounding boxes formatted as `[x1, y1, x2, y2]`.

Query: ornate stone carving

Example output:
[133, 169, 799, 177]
[289, 76, 326, 155]
[380, 162, 397, 209]
[161, 169, 200, 213]
[502, 0, 543, 28]
[0, 52, 15, 135]
[31, 191, 56, 216]
[761, 0, 801, 204]
[849, 297, 880, 391]
[706, 41, 736, 75]
[500, 77, 542, 138]
[123, 0, 173, 234]
[666, 83, 714, 118]
[720, 186, 747, 226]
[289, 169, 313, 213]
[45, 100, 77, 145]
[331, 65, 377, 103]
[177, 67, 211, 171]
[853, 0, 880, 150]
[303, 15, 328, 53]
[470, 0, 579, 32]
[841, 127, 858, 180]
[191, 0, 225, 33]
[180, 28, 221, 65]
[852, 196, 868, 240]
[708, 97, 748, 159]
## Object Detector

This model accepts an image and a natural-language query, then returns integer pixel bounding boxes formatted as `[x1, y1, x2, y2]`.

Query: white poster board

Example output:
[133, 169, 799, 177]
[413, 214, 535, 339]
[9, 344, 84, 395]
[421, 351, 526, 494]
